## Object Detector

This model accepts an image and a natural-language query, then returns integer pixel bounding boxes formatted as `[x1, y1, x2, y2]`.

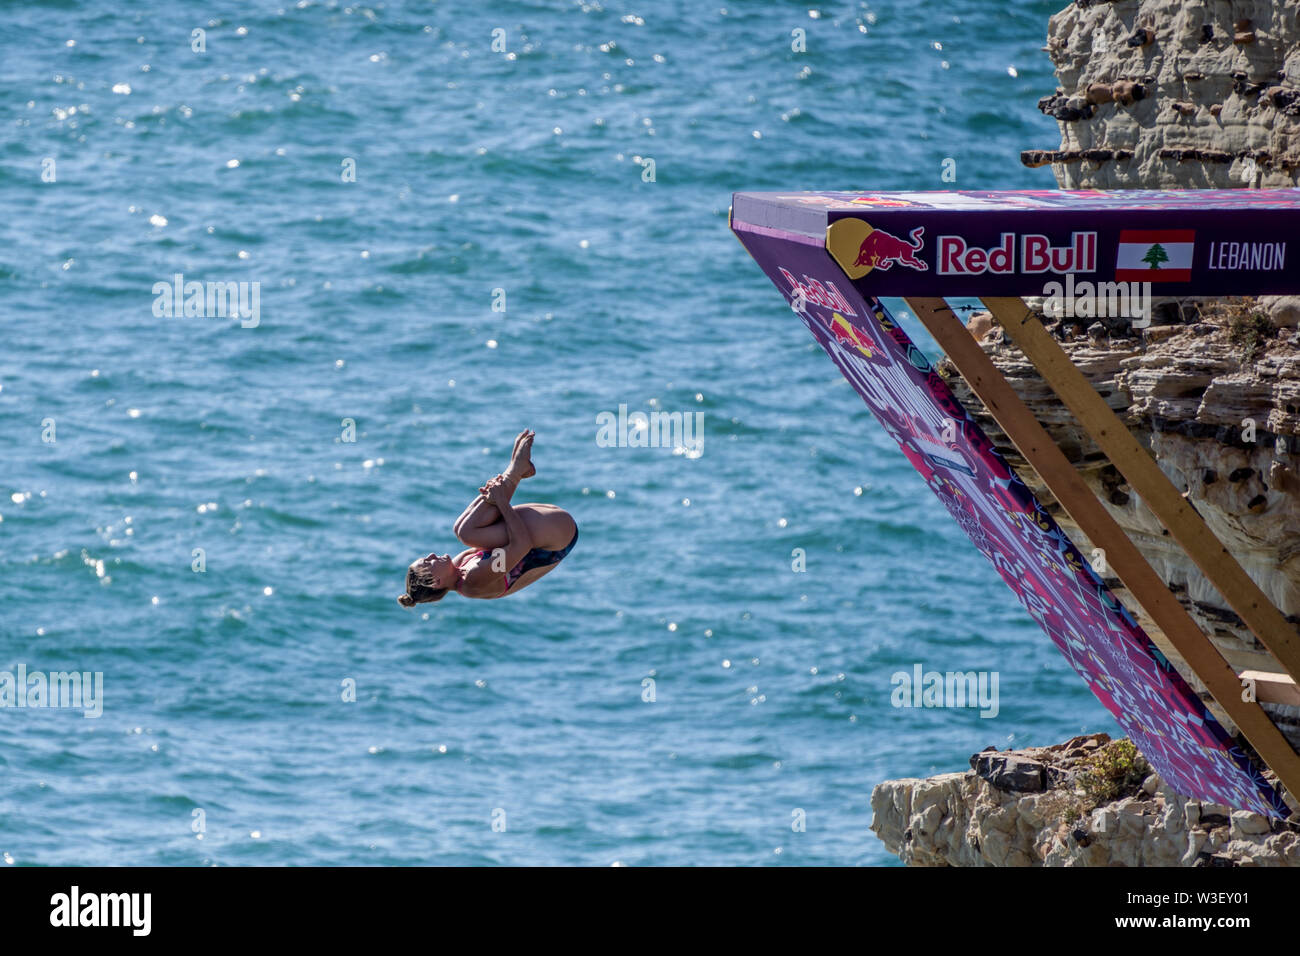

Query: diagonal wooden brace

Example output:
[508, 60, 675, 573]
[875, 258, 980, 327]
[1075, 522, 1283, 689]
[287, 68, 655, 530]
[979, 296, 1300, 688]
[905, 296, 1300, 802]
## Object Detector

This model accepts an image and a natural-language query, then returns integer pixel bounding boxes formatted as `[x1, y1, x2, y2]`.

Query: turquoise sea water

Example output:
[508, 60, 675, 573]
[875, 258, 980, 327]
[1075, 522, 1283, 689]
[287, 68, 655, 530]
[0, 0, 1119, 865]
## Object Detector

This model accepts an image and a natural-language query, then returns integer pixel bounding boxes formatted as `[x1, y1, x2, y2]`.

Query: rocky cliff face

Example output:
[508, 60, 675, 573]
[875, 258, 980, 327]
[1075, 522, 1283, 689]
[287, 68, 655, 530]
[872, 735, 1300, 866]
[1023, 0, 1300, 188]
[871, 0, 1300, 865]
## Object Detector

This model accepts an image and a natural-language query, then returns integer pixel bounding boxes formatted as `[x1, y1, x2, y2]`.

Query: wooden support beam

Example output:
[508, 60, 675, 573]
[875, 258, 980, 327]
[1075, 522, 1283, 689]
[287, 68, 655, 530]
[980, 296, 1300, 689]
[903, 297, 1300, 801]
[1239, 671, 1300, 708]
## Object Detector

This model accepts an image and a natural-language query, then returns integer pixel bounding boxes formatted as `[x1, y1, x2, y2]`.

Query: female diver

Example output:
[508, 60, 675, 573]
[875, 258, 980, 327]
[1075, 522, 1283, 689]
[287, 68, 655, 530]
[398, 430, 578, 607]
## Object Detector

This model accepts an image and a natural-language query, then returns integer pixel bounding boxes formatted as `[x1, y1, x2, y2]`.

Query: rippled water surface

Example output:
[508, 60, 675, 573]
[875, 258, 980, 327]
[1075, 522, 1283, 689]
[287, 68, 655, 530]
[0, 0, 1116, 865]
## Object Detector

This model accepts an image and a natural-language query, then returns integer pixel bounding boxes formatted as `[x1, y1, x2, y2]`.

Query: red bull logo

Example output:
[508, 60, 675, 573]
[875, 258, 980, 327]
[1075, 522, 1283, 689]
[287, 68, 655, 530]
[777, 267, 857, 316]
[853, 226, 928, 273]
[828, 311, 876, 358]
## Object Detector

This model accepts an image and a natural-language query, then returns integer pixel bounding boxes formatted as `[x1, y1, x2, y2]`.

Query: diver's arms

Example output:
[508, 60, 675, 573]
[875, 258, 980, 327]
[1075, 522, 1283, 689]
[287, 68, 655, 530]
[453, 471, 519, 547]
[486, 479, 534, 567]
[453, 490, 500, 546]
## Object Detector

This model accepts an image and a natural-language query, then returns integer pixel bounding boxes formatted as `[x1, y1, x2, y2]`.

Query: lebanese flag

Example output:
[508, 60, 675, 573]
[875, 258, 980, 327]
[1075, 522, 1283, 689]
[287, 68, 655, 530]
[1115, 229, 1195, 282]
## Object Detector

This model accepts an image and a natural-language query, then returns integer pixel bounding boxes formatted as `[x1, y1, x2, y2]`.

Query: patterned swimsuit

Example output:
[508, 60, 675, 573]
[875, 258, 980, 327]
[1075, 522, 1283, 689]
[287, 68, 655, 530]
[465, 526, 578, 596]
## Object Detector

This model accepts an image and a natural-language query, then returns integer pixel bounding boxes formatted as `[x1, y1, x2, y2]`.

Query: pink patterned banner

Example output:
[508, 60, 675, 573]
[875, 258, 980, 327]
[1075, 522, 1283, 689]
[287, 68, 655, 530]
[733, 221, 1288, 817]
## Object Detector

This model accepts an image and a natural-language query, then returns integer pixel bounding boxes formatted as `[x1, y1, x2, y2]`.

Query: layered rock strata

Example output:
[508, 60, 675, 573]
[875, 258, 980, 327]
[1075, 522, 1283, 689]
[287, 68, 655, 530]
[1022, 0, 1300, 188]
[871, 735, 1300, 866]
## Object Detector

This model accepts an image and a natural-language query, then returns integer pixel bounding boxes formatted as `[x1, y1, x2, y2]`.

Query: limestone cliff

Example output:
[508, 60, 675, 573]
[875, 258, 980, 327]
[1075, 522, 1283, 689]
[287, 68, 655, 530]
[1022, 0, 1300, 188]
[871, 735, 1300, 866]
[871, 0, 1300, 865]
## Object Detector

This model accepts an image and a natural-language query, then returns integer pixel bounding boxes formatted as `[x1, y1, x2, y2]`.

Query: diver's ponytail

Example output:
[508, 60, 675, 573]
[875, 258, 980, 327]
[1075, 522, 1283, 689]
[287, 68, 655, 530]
[401, 564, 450, 608]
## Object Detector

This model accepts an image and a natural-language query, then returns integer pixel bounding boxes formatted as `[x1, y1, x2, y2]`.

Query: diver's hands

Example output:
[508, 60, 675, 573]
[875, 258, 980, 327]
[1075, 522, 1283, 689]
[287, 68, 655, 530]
[484, 476, 510, 508]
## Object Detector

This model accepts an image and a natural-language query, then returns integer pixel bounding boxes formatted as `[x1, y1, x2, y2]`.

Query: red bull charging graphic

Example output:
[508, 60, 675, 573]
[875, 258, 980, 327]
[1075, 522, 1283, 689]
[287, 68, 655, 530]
[853, 225, 928, 273]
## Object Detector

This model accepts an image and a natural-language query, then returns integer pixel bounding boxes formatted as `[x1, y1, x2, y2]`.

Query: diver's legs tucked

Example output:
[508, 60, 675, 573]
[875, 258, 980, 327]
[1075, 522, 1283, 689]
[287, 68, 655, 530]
[453, 492, 502, 541]
[452, 432, 532, 546]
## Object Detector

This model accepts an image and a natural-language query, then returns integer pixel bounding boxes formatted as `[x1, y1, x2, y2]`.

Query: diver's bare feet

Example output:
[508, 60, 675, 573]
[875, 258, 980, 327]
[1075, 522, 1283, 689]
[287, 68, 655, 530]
[504, 429, 535, 482]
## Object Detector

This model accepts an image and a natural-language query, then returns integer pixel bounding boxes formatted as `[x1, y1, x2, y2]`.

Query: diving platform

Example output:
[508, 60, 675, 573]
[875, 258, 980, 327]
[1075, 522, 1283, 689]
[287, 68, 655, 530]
[732, 189, 1300, 817]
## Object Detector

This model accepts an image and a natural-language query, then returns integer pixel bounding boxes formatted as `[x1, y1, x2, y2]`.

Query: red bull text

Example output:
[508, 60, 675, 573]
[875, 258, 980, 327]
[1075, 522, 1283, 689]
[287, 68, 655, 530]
[938, 231, 1097, 275]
